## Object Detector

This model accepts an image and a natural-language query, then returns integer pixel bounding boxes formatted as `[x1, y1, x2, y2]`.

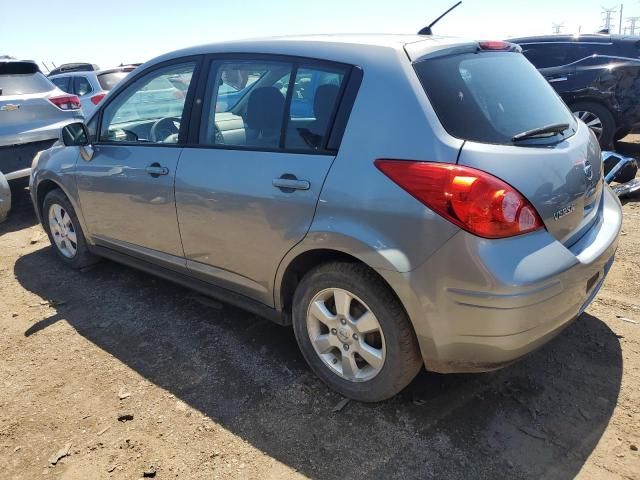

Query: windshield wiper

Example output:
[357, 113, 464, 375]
[512, 123, 570, 142]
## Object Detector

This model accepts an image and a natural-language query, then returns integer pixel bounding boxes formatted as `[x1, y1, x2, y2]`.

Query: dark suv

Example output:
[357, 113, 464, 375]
[510, 34, 640, 147]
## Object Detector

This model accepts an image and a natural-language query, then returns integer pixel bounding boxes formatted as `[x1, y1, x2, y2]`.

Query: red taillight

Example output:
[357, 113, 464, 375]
[48, 94, 81, 111]
[479, 40, 512, 51]
[374, 160, 544, 239]
[90, 93, 106, 105]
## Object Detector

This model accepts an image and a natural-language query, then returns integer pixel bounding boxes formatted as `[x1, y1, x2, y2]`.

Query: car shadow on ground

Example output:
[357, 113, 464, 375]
[13, 236, 623, 479]
[0, 183, 38, 235]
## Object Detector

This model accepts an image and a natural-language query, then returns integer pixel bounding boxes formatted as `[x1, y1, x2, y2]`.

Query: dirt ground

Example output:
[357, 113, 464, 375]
[1, 145, 639, 480]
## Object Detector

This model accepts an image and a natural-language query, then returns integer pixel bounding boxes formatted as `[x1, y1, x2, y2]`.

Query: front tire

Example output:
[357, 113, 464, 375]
[42, 189, 98, 269]
[292, 262, 422, 402]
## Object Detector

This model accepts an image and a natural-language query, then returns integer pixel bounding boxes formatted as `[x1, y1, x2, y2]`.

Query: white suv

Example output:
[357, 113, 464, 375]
[48, 63, 138, 117]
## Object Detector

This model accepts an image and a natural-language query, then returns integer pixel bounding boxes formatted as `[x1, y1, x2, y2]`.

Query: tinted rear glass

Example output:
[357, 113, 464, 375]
[0, 72, 55, 95]
[97, 71, 128, 91]
[0, 61, 39, 75]
[414, 51, 575, 145]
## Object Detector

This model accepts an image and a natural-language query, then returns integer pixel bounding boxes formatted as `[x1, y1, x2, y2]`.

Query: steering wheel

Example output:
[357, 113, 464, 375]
[150, 117, 181, 143]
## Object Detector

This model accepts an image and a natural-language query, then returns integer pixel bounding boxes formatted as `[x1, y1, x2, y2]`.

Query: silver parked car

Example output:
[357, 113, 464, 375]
[48, 63, 138, 117]
[30, 35, 622, 401]
[0, 59, 83, 221]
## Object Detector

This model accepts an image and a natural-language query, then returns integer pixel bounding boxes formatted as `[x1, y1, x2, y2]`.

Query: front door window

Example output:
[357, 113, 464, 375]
[100, 63, 195, 144]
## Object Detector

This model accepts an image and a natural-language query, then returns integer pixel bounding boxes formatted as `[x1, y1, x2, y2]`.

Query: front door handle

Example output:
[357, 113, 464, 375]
[146, 163, 169, 177]
[273, 174, 310, 192]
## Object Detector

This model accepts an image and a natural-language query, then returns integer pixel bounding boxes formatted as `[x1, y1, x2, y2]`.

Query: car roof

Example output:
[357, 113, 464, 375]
[507, 34, 640, 44]
[144, 34, 478, 68]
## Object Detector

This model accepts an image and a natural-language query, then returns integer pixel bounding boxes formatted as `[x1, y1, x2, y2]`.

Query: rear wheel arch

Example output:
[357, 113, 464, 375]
[277, 248, 409, 325]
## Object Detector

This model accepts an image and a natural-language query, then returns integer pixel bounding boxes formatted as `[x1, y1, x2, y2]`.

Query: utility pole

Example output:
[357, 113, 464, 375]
[619, 3, 624, 34]
[602, 6, 618, 33]
[552, 22, 564, 34]
[627, 16, 640, 34]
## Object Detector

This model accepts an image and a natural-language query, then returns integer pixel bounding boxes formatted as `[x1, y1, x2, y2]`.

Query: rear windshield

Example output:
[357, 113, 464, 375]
[414, 51, 576, 145]
[97, 71, 128, 91]
[0, 72, 55, 95]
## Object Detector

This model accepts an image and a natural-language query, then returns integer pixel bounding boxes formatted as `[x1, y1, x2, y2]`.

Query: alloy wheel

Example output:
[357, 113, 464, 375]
[306, 288, 386, 382]
[573, 110, 603, 139]
[48, 203, 78, 258]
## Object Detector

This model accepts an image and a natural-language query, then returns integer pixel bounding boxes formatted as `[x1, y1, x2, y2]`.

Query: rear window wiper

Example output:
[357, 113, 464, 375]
[512, 123, 570, 142]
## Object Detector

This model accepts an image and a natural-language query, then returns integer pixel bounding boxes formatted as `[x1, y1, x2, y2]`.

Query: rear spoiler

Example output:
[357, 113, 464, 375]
[405, 40, 521, 63]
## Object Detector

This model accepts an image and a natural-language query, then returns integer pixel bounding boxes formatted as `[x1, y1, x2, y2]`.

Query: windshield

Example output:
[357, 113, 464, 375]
[0, 72, 54, 95]
[414, 51, 576, 145]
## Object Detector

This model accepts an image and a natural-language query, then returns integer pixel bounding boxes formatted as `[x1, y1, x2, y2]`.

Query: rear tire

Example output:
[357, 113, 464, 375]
[571, 101, 616, 149]
[42, 189, 99, 269]
[292, 262, 423, 402]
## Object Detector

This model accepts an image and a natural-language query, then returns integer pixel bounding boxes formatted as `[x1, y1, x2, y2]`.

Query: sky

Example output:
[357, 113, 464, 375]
[2, 0, 638, 71]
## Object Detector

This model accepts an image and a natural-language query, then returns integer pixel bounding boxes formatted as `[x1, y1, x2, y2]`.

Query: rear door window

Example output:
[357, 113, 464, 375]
[521, 43, 569, 68]
[74, 76, 93, 96]
[414, 51, 576, 145]
[51, 76, 72, 93]
[200, 59, 347, 152]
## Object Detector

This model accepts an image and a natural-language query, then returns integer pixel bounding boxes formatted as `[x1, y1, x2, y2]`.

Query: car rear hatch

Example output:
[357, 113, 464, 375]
[1, 63, 62, 135]
[411, 43, 603, 245]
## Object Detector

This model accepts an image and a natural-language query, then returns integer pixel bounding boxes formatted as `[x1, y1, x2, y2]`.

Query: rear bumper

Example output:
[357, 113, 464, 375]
[0, 139, 57, 179]
[0, 171, 10, 223]
[379, 185, 622, 373]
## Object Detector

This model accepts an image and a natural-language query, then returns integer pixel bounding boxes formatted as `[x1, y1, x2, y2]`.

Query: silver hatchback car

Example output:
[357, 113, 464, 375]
[30, 35, 622, 401]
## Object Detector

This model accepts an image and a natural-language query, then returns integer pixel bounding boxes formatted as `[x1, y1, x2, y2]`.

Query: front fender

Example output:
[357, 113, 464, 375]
[31, 146, 88, 241]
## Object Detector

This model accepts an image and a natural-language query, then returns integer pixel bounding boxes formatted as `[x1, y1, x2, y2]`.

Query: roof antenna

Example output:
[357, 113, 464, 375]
[418, 1, 462, 35]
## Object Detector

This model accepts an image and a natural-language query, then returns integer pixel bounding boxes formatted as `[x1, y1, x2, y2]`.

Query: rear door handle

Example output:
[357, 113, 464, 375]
[273, 175, 310, 192]
[146, 163, 169, 177]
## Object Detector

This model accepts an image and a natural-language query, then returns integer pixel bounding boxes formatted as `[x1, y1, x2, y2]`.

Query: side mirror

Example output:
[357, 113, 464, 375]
[61, 122, 90, 147]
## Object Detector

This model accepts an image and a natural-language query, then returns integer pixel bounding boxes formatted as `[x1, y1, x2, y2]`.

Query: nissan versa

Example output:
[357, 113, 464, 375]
[30, 35, 622, 402]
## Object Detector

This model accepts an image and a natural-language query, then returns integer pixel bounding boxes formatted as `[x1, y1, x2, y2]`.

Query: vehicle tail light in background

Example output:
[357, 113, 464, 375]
[173, 90, 185, 100]
[48, 94, 81, 111]
[479, 40, 512, 51]
[374, 160, 544, 239]
[90, 93, 106, 105]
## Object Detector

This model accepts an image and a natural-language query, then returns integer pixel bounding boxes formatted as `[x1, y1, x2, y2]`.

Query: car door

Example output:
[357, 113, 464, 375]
[75, 59, 200, 267]
[175, 56, 352, 305]
[73, 75, 95, 115]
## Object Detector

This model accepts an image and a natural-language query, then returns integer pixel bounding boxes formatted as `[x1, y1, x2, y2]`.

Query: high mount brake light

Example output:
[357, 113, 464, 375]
[48, 94, 81, 110]
[479, 40, 512, 51]
[374, 160, 544, 239]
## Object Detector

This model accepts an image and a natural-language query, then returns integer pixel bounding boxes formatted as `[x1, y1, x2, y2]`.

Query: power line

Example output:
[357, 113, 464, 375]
[552, 22, 565, 34]
[601, 5, 619, 33]
[626, 16, 640, 35]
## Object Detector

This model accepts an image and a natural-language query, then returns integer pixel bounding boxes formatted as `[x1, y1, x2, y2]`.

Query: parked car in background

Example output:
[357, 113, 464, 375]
[48, 63, 138, 117]
[510, 34, 640, 147]
[31, 35, 621, 401]
[0, 59, 82, 221]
